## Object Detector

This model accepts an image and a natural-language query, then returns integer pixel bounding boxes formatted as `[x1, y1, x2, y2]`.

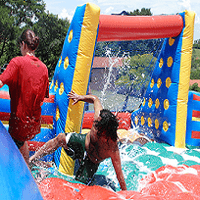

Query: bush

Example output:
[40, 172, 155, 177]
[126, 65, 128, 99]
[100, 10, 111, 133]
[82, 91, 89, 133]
[189, 83, 200, 92]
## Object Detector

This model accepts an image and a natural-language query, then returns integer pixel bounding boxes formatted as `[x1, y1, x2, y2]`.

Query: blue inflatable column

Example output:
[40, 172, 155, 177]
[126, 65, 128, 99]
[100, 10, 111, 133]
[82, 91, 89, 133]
[0, 121, 43, 199]
[50, 3, 100, 175]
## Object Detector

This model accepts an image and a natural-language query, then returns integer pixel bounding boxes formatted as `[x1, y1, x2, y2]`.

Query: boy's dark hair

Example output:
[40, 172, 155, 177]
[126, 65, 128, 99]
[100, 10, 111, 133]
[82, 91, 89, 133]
[94, 109, 119, 141]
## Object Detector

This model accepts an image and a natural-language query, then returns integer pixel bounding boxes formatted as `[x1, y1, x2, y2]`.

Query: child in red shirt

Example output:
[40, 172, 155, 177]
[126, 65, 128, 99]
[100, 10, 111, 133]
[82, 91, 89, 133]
[0, 29, 49, 164]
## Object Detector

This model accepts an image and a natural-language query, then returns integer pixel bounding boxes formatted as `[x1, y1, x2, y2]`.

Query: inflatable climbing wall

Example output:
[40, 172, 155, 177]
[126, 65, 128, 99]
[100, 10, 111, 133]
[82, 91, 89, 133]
[49, 3, 100, 175]
[131, 11, 195, 148]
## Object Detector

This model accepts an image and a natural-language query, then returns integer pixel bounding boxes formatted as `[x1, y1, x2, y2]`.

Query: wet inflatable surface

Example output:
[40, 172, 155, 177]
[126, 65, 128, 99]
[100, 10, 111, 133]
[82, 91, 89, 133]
[33, 141, 200, 199]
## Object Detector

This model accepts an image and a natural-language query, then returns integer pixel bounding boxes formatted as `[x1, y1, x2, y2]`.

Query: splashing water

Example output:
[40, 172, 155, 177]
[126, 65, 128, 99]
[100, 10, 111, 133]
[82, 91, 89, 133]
[100, 48, 120, 107]
[31, 139, 200, 193]
[31, 42, 200, 196]
[95, 139, 200, 192]
[95, 48, 143, 112]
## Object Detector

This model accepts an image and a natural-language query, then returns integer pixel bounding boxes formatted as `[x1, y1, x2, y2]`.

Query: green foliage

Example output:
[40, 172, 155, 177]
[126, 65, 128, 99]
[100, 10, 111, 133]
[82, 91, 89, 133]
[0, 0, 70, 79]
[190, 43, 200, 92]
[189, 83, 200, 92]
[191, 49, 200, 70]
[0, 4, 20, 64]
[193, 39, 200, 49]
[4, 0, 45, 26]
[33, 12, 70, 79]
[115, 54, 156, 92]
[190, 48, 200, 80]
[0, 0, 46, 65]
[128, 8, 152, 16]
[190, 68, 200, 79]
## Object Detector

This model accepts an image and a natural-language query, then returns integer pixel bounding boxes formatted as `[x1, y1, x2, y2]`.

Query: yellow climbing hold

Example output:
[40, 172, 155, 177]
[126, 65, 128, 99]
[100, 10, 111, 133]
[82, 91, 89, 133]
[148, 98, 153, 108]
[157, 78, 162, 88]
[169, 37, 175, 46]
[59, 82, 64, 95]
[155, 98, 160, 109]
[150, 78, 154, 88]
[163, 121, 169, 132]
[141, 116, 145, 125]
[142, 98, 146, 106]
[56, 106, 60, 121]
[148, 117, 152, 127]
[155, 119, 159, 129]
[164, 99, 169, 110]
[64, 57, 69, 70]
[166, 77, 171, 88]
[68, 30, 73, 43]
[54, 80, 58, 92]
[159, 58, 163, 68]
[167, 56, 173, 67]
[135, 116, 139, 126]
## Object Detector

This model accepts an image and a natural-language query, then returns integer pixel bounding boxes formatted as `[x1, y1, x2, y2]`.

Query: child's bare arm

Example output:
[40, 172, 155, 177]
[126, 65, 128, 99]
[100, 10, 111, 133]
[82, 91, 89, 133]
[111, 147, 127, 190]
[68, 90, 103, 119]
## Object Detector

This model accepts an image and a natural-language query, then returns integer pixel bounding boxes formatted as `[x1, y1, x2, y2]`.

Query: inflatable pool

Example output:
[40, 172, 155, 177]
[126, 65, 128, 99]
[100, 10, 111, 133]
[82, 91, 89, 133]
[0, 2, 199, 200]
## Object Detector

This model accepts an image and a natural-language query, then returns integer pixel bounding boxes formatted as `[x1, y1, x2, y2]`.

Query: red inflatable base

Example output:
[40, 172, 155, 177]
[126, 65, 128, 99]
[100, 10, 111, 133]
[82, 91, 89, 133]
[39, 165, 200, 200]
[39, 177, 161, 200]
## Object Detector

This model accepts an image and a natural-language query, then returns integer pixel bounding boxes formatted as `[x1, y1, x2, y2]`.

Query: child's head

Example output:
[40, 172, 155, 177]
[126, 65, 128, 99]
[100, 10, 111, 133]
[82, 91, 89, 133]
[94, 109, 119, 141]
[18, 29, 39, 51]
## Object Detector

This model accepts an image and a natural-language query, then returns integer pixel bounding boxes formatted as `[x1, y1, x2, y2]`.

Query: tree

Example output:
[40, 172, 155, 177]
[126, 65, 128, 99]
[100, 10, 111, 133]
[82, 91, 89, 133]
[0, 5, 20, 65]
[189, 83, 200, 92]
[190, 46, 200, 80]
[32, 12, 70, 78]
[128, 8, 152, 16]
[188, 43, 200, 91]
[193, 39, 200, 49]
[0, 0, 70, 79]
[115, 54, 156, 96]
[0, 0, 46, 66]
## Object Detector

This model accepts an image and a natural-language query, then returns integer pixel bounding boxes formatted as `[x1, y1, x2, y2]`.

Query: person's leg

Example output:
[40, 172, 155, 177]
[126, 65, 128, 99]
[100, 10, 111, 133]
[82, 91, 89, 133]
[12, 137, 29, 163]
[19, 141, 29, 164]
[75, 154, 99, 184]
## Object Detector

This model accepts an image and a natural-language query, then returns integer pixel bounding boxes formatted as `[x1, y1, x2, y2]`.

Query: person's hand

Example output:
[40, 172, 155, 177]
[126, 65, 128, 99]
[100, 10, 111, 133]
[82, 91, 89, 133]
[68, 90, 80, 105]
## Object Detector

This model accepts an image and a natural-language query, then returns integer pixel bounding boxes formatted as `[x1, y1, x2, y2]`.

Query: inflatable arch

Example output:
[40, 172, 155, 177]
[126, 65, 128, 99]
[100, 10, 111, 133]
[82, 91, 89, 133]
[97, 11, 196, 149]
[0, 3, 198, 198]
[33, 6, 196, 176]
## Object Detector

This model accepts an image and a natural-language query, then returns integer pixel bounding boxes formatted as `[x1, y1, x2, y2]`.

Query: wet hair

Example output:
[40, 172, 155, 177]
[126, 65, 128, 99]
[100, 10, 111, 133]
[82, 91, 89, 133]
[17, 29, 39, 50]
[94, 109, 119, 142]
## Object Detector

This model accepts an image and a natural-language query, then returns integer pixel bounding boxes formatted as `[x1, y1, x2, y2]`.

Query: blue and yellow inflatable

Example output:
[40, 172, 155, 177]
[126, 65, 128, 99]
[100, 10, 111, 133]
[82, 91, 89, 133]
[49, 3, 100, 175]
[131, 11, 196, 148]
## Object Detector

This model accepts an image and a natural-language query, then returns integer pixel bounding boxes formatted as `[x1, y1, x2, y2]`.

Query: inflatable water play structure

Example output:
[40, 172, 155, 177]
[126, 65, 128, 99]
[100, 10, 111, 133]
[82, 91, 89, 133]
[0, 2, 199, 199]
[131, 10, 197, 149]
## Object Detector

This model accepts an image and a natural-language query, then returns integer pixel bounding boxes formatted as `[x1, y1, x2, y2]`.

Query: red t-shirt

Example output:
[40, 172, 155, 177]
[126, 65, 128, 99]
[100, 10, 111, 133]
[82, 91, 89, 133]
[0, 55, 49, 141]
